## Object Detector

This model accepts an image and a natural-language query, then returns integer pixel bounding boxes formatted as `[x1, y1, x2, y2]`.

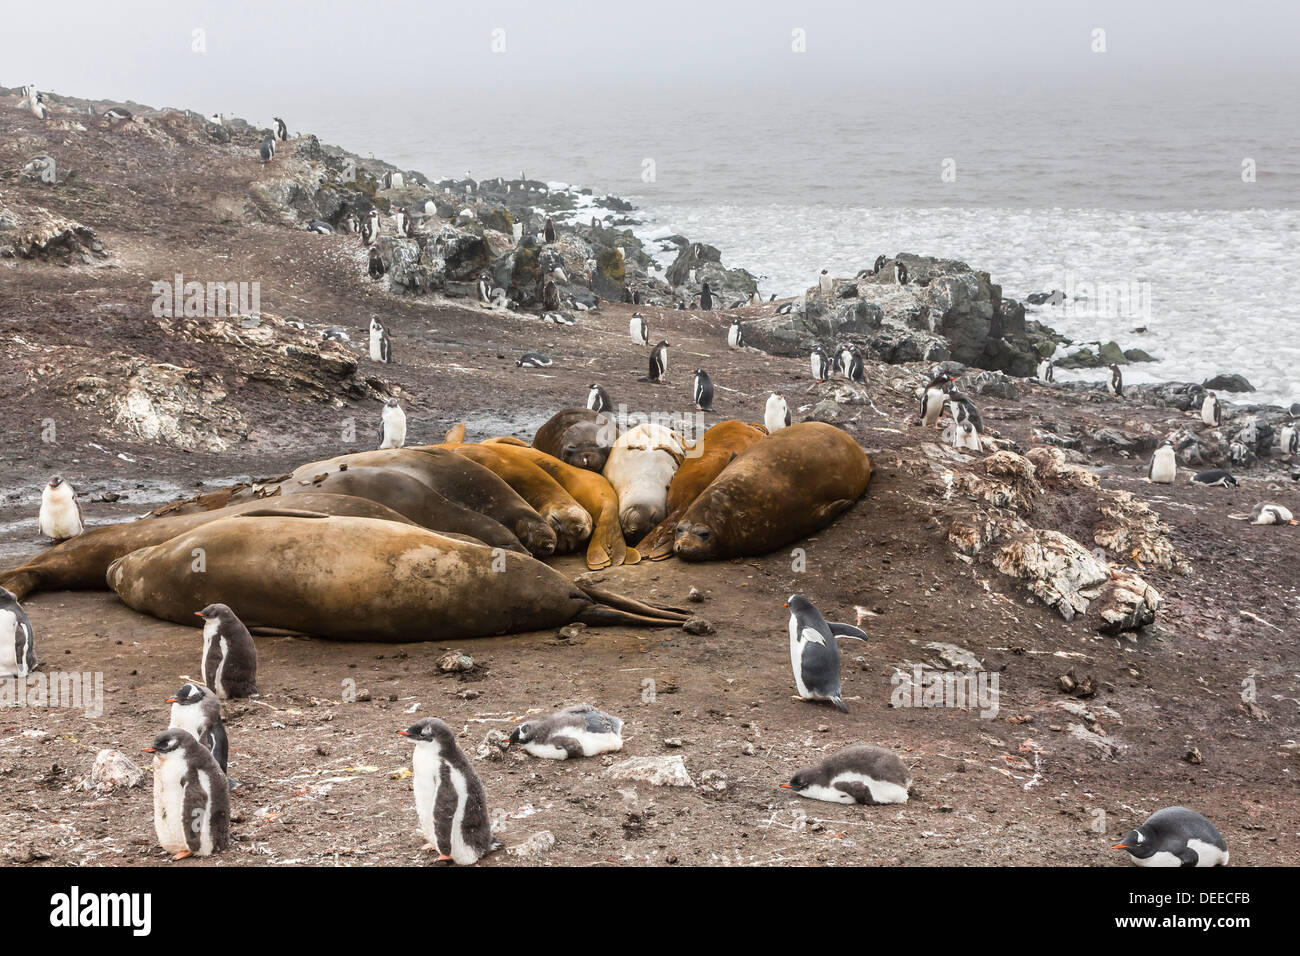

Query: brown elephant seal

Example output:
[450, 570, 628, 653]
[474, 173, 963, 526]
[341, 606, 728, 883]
[106, 514, 689, 642]
[446, 444, 592, 554]
[532, 408, 618, 472]
[672, 422, 871, 561]
[0, 494, 419, 601]
[281, 448, 556, 558]
[640, 420, 767, 559]
[601, 422, 686, 543]
[481, 440, 634, 570]
[279, 465, 525, 553]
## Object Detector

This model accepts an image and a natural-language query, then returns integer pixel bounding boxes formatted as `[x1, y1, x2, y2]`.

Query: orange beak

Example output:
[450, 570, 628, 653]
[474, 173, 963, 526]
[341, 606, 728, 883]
[783, 602, 789, 608]
[193, 611, 204, 618]
[1111, 843, 1129, 850]
[142, 747, 155, 754]
[165, 697, 178, 704]
[396, 730, 409, 736]
[779, 783, 793, 789]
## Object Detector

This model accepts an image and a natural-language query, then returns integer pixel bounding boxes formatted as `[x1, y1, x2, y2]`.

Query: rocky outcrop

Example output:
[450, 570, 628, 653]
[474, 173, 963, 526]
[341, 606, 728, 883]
[665, 241, 758, 305]
[0, 204, 106, 262]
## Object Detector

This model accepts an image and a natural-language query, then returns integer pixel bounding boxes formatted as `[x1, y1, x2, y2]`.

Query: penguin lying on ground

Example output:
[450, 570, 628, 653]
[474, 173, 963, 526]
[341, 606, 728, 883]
[781, 744, 911, 805]
[1112, 806, 1228, 867]
[1191, 469, 1238, 487]
[145, 729, 230, 861]
[0, 587, 36, 679]
[195, 604, 259, 699]
[400, 718, 502, 864]
[1231, 502, 1296, 525]
[167, 683, 229, 773]
[507, 704, 624, 759]
[785, 594, 868, 713]
[517, 352, 552, 368]
[39, 477, 84, 541]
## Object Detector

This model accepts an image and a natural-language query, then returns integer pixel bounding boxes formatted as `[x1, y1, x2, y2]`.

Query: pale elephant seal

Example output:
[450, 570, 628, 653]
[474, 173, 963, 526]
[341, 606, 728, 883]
[106, 514, 689, 642]
[673, 422, 871, 560]
[602, 422, 686, 544]
[0, 494, 418, 601]
[532, 408, 618, 472]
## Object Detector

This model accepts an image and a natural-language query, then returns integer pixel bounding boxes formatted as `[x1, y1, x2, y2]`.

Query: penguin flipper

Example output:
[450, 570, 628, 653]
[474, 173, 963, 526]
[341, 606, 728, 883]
[1177, 847, 1200, 867]
[828, 622, 869, 642]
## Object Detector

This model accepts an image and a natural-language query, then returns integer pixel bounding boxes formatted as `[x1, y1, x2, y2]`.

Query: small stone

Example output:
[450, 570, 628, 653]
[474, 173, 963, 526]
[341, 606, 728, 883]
[699, 769, 727, 792]
[687, 587, 704, 603]
[663, 737, 684, 748]
[438, 652, 475, 673]
[740, 743, 755, 756]
[1184, 747, 1203, 765]
[607, 755, 693, 788]
[458, 688, 482, 701]
[816, 725, 830, 734]
[81, 749, 144, 792]
[556, 624, 584, 641]
[682, 617, 715, 635]
[355, 689, 372, 702]
[505, 830, 555, 858]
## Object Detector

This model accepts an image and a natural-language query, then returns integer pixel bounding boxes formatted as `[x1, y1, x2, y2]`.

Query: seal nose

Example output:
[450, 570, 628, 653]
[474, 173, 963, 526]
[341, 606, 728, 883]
[621, 504, 656, 541]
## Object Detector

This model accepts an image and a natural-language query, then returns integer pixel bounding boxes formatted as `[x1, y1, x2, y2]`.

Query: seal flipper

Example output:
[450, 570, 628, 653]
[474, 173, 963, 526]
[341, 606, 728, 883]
[485, 436, 529, 447]
[235, 508, 331, 519]
[576, 582, 689, 619]
[443, 422, 467, 445]
[813, 499, 855, 523]
[0, 568, 41, 601]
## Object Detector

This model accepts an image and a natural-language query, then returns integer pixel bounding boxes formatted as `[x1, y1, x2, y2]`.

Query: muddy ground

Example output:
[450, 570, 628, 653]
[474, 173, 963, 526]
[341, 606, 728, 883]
[1, 99, 1297, 867]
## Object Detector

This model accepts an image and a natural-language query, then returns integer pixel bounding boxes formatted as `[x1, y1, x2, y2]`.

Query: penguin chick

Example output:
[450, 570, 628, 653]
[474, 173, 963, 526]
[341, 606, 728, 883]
[1112, 806, 1228, 867]
[507, 703, 624, 759]
[400, 718, 502, 865]
[167, 682, 229, 773]
[765, 393, 791, 433]
[0, 587, 36, 679]
[785, 594, 868, 713]
[379, 398, 407, 449]
[145, 729, 230, 861]
[1147, 439, 1177, 484]
[39, 476, 84, 541]
[195, 604, 259, 699]
[781, 744, 911, 805]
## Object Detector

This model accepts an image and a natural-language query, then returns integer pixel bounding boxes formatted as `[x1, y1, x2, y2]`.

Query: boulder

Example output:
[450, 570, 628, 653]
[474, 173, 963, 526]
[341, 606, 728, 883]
[1203, 373, 1255, 393]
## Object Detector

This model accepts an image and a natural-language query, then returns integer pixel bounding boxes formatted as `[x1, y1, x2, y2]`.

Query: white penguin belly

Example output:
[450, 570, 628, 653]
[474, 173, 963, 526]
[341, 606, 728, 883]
[153, 759, 191, 854]
[831, 771, 909, 805]
[1131, 850, 1184, 868]
[412, 746, 438, 842]
[788, 619, 813, 698]
[194, 769, 216, 855]
[169, 703, 206, 742]
[1149, 449, 1177, 483]
[0, 610, 20, 677]
[39, 498, 81, 539]
[922, 389, 944, 426]
[213, 636, 229, 698]
[445, 765, 477, 864]
[525, 730, 623, 759]
[369, 330, 383, 361]
[1186, 840, 1229, 867]
[201, 620, 217, 689]
[796, 783, 855, 804]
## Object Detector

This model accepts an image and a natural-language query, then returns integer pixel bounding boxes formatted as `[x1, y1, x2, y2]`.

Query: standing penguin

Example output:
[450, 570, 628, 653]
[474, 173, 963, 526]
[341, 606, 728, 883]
[476, 274, 492, 303]
[727, 316, 744, 349]
[837, 342, 855, 378]
[145, 729, 230, 861]
[894, 261, 909, 285]
[368, 247, 385, 279]
[872, 254, 887, 275]
[258, 137, 275, 164]
[273, 117, 288, 141]
[0, 587, 36, 679]
[586, 383, 611, 413]
[1148, 439, 1177, 484]
[843, 345, 864, 384]
[1107, 363, 1124, 397]
[39, 477, 84, 541]
[1112, 807, 1229, 867]
[361, 208, 380, 246]
[1280, 420, 1298, 458]
[946, 386, 984, 434]
[765, 393, 791, 433]
[167, 683, 229, 773]
[195, 604, 259, 699]
[785, 595, 868, 713]
[693, 369, 714, 412]
[699, 282, 714, 311]
[1036, 357, 1054, 383]
[810, 344, 831, 382]
[781, 744, 911, 805]
[629, 312, 648, 346]
[392, 209, 409, 237]
[379, 398, 407, 449]
[542, 278, 560, 312]
[1201, 391, 1222, 426]
[919, 373, 955, 427]
[399, 717, 502, 865]
[543, 217, 556, 243]
[647, 340, 670, 383]
[369, 316, 393, 364]
[818, 269, 833, 295]
[507, 704, 624, 759]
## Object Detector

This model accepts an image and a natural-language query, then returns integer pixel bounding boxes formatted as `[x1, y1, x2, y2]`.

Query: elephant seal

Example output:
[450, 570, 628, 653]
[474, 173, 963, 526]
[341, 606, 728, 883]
[602, 423, 686, 544]
[106, 514, 689, 642]
[0, 494, 419, 601]
[280, 465, 525, 553]
[447, 444, 593, 554]
[640, 420, 767, 559]
[532, 408, 618, 472]
[672, 422, 871, 561]
[282, 448, 556, 558]
[481, 440, 633, 570]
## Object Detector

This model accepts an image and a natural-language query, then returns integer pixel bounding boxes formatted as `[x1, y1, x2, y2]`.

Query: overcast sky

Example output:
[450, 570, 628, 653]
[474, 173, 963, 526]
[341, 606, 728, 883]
[5, 0, 1296, 121]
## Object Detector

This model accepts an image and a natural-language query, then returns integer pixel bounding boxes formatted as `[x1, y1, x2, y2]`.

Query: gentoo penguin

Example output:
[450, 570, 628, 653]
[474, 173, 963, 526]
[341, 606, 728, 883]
[507, 703, 624, 759]
[810, 344, 831, 382]
[1107, 363, 1124, 397]
[321, 326, 350, 343]
[273, 117, 288, 141]
[775, 301, 795, 315]
[167, 683, 229, 773]
[543, 217, 556, 243]
[785, 594, 868, 713]
[1036, 357, 1054, 383]
[306, 220, 334, 234]
[837, 342, 855, 378]
[39, 477, 84, 541]
[872, 254, 887, 275]
[542, 278, 560, 312]
[648, 340, 669, 383]
[1280, 421, 1298, 457]
[399, 718, 502, 864]
[195, 604, 258, 699]
[894, 261, 909, 285]
[379, 398, 407, 449]
[369, 316, 392, 364]
[368, 247, 385, 279]
[342, 212, 360, 234]
[361, 209, 380, 246]
[629, 312, 649, 346]
[1245, 502, 1296, 525]
[946, 387, 983, 433]
[727, 316, 744, 349]
[258, 136, 275, 164]
[145, 729, 229, 861]
[919, 373, 955, 427]
[765, 393, 791, 433]
[0, 587, 36, 679]
[29, 91, 48, 120]
[517, 352, 552, 368]
[1112, 807, 1229, 867]
[748, 291, 762, 307]
[949, 418, 982, 452]
[476, 274, 492, 303]
[102, 106, 133, 121]
[699, 282, 714, 311]
[843, 345, 864, 384]
[692, 369, 715, 412]
[1201, 391, 1222, 426]
[1147, 439, 1177, 484]
[586, 383, 611, 413]
[781, 744, 911, 805]
[392, 209, 409, 237]
[1191, 468, 1238, 487]
[818, 269, 832, 295]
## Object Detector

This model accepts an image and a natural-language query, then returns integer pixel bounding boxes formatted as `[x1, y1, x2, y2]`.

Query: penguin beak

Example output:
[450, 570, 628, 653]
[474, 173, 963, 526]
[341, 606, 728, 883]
[165, 697, 179, 704]
[193, 611, 204, 618]
[783, 602, 789, 608]
[1111, 843, 1130, 850]
[779, 783, 793, 789]
[142, 747, 156, 754]
[396, 730, 409, 736]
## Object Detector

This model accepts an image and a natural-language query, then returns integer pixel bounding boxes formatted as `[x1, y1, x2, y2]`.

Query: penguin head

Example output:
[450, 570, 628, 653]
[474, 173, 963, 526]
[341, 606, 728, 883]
[143, 729, 191, 761]
[195, 603, 235, 624]
[508, 722, 538, 745]
[398, 717, 454, 750]
[694, 368, 705, 378]
[784, 594, 814, 616]
[1111, 826, 1155, 859]
[47, 476, 64, 489]
[385, 398, 400, 409]
[167, 682, 208, 706]
[781, 770, 815, 793]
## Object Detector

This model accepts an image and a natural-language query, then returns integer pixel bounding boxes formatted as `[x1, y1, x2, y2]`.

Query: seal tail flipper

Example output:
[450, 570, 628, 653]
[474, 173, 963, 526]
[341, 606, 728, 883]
[0, 568, 40, 601]
[443, 422, 467, 445]
[235, 508, 330, 519]
[638, 522, 676, 560]
[623, 546, 641, 565]
[484, 436, 528, 447]
[577, 605, 687, 628]
[575, 581, 690, 620]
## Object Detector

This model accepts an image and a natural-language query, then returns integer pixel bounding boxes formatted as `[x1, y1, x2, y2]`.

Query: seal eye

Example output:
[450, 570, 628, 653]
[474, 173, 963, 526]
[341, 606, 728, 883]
[698, 529, 710, 539]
